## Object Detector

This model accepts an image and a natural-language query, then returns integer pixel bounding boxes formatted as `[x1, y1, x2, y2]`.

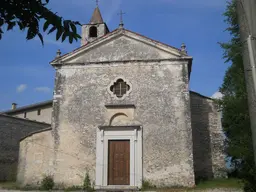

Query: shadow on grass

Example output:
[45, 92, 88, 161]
[194, 178, 243, 189]
[0, 182, 20, 190]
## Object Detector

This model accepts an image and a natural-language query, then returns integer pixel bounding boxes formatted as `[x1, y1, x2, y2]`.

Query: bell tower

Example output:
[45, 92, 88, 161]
[81, 5, 109, 46]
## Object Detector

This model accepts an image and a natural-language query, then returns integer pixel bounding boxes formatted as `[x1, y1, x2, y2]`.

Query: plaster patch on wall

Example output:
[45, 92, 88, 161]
[157, 70, 165, 78]
[59, 68, 77, 78]
[34, 153, 43, 164]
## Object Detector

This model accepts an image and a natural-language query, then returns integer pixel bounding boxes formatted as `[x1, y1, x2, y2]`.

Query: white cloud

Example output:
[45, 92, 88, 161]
[212, 91, 223, 99]
[16, 84, 27, 93]
[35, 87, 51, 93]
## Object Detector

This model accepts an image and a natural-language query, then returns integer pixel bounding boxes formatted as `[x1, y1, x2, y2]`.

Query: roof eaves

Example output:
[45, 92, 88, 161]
[50, 28, 120, 64]
[50, 28, 192, 64]
[0, 113, 51, 126]
[20, 127, 52, 142]
[124, 29, 184, 53]
[2, 100, 53, 114]
[190, 90, 213, 100]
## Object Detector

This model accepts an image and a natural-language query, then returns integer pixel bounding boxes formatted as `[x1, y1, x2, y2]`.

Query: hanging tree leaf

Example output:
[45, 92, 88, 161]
[0, 0, 81, 45]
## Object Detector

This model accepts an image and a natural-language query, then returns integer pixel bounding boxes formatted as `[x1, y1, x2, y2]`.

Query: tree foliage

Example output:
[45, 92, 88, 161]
[219, 0, 256, 191]
[0, 0, 81, 45]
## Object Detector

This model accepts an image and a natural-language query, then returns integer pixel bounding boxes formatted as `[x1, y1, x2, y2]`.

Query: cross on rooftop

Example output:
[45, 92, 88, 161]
[118, 10, 126, 28]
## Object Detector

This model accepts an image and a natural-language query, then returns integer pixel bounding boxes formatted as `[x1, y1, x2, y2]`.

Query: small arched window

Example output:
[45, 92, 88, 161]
[89, 26, 98, 37]
[110, 79, 130, 98]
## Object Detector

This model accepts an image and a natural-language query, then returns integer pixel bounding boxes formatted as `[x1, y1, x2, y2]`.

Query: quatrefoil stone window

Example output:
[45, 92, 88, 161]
[109, 78, 132, 99]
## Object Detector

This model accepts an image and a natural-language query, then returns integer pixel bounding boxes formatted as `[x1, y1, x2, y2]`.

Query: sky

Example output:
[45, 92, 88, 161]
[0, 0, 230, 111]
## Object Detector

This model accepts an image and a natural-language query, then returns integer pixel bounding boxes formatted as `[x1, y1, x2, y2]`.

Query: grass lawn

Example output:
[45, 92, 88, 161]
[0, 181, 20, 190]
[0, 179, 243, 191]
[194, 178, 243, 189]
[153, 178, 243, 192]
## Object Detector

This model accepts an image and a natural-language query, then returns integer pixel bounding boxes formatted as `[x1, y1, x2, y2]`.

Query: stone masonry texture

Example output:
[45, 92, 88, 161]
[17, 33, 195, 187]
[190, 92, 227, 180]
[17, 129, 53, 186]
[0, 114, 50, 181]
[49, 60, 195, 187]
[48, 32, 195, 187]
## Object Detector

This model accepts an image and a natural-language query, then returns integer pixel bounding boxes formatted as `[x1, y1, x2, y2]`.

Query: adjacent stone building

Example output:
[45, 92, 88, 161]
[3, 101, 52, 124]
[0, 114, 50, 181]
[15, 6, 226, 189]
[190, 91, 226, 180]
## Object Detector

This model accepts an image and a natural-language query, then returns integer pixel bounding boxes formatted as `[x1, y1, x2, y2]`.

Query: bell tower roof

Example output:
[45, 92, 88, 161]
[90, 6, 104, 24]
[80, 5, 109, 46]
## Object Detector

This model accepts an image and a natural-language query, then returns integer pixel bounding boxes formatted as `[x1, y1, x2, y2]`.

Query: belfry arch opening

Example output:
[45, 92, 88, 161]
[89, 26, 98, 37]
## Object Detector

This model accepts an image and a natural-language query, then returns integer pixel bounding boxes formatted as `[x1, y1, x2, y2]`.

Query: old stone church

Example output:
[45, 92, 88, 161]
[16, 6, 226, 189]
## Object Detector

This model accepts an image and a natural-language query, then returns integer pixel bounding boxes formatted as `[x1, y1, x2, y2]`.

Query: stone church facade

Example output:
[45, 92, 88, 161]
[17, 6, 226, 189]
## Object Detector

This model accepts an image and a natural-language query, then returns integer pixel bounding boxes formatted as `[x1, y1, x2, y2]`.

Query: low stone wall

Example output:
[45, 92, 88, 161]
[17, 129, 54, 186]
[0, 114, 50, 181]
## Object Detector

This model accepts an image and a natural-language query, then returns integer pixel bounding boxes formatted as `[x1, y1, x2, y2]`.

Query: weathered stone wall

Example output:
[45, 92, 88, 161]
[81, 23, 107, 45]
[3, 102, 53, 124]
[13, 106, 52, 124]
[17, 129, 54, 186]
[190, 92, 226, 181]
[0, 114, 50, 181]
[50, 59, 194, 187]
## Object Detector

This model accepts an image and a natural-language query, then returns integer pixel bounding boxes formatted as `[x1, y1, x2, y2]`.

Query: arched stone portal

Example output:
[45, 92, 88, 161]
[96, 105, 142, 189]
[95, 125, 142, 189]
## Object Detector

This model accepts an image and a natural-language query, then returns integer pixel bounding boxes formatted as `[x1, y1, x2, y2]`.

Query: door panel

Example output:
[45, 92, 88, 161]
[108, 140, 130, 185]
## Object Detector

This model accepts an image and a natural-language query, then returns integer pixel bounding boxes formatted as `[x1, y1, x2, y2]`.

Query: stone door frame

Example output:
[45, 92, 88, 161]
[95, 125, 142, 189]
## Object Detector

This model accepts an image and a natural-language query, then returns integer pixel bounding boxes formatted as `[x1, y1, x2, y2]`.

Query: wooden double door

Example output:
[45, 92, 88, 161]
[108, 140, 130, 185]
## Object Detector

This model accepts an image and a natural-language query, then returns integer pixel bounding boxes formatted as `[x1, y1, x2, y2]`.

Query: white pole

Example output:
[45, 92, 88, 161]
[247, 34, 256, 164]
[248, 35, 256, 97]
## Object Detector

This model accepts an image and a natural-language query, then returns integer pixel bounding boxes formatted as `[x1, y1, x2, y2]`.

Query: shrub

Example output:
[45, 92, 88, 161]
[83, 171, 93, 192]
[41, 175, 54, 190]
[141, 180, 156, 190]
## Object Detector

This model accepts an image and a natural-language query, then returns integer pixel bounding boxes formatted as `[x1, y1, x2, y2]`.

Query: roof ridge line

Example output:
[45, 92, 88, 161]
[2, 100, 53, 113]
[50, 28, 191, 64]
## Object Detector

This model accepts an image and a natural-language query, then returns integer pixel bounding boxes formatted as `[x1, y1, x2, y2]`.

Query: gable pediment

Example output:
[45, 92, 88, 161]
[51, 29, 186, 65]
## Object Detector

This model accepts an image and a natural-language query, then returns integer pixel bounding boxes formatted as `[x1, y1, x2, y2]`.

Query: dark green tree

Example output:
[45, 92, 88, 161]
[220, 0, 256, 191]
[0, 0, 81, 45]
